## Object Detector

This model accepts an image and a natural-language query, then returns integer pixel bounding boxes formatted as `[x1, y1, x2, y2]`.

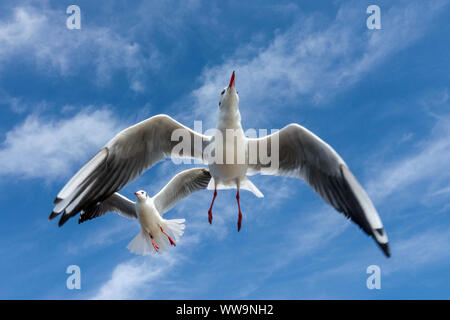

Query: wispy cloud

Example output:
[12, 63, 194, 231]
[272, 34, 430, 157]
[65, 219, 138, 255]
[366, 115, 450, 204]
[91, 254, 177, 300]
[0, 5, 159, 91]
[188, 0, 448, 127]
[303, 225, 450, 290]
[387, 227, 450, 273]
[236, 206, 353, 298]
[0, 107, 126, 180]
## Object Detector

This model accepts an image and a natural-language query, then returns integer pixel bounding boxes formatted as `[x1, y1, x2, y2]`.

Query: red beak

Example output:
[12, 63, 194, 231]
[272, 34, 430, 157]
[134, 192, 139, 197]
[228, 70, 235, 88]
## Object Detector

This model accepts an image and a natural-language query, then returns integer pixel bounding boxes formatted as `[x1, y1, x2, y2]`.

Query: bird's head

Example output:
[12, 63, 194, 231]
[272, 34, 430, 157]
[218, 70, 239, 110]
[134, 190, 148, 201]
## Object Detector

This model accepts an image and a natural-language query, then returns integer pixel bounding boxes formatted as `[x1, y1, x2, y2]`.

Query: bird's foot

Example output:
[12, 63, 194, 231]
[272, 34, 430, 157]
[208, 209, 213, 224]
[160, 227, 176, 246]
[237, 211, 242, 232]
[151, 236, 159, 252]
[168, 236, 176, 246]
[208, 188, 217, 225]
[236, 191, 242, 232]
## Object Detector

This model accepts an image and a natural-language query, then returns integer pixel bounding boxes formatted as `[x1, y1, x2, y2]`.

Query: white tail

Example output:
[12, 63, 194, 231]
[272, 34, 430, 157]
[240, 177, 264, 198]
[127, 231, 155, 256]
[126, 218, 186, 256]
[163, 218, 186, 242]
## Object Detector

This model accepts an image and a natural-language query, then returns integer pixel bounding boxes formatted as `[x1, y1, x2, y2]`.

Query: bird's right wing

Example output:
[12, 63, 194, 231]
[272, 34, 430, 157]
[50, 114, 211, 226]
[79, 192, 136, 223]
[247, 124, 390, 257]
[153, 168, 212, 215]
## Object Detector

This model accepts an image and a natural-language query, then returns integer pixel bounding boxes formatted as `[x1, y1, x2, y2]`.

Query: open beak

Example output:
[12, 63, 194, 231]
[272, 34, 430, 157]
[228, 70, 235, 88]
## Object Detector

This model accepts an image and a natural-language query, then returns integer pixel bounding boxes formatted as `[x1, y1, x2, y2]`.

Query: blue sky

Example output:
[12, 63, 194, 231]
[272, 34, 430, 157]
[0, 0, 449, 299]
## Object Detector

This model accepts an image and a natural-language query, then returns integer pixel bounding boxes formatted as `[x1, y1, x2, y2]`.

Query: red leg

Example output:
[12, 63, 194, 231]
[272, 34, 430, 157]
[150, 234, 159, 252]
[236, 189, 242, 232]
[160, 226, 176, 246]
[208, 188, 217, 224]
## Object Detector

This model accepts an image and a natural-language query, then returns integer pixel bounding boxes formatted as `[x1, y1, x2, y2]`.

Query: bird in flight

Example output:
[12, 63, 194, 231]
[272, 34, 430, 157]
[49, 71, 390, 257]
[78, 168, 211, 255]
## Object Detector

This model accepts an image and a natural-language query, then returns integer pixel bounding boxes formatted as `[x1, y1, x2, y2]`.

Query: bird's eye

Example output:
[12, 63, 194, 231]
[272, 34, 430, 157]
[221, 89, 225, 95]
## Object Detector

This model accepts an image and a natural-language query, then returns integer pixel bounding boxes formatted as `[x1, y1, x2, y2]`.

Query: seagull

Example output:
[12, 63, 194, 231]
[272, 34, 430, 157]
[208, 72, 389, 257]
[49, 71, 390, 257]
[76, 168, 211, 255]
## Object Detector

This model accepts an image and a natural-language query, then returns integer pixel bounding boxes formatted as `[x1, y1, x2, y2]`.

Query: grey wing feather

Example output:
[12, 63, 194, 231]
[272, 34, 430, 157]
[50, 114, 210, 226]
[79, 193, 136, 223]
[153, 168, 211, 215]
[247, 124, 390, 257]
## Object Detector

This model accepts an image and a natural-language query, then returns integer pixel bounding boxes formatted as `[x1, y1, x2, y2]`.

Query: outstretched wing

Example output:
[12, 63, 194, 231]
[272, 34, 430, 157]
[50, 114, 210, 226]
[79, 192, 136, 223]
[247, 124, 390, 257]
[153, 168, 211, 215]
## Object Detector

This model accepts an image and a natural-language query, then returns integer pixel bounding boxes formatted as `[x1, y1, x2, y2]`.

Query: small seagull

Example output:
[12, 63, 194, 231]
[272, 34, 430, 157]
[50, 71, 390, 257]
[77, 168, 211, 255]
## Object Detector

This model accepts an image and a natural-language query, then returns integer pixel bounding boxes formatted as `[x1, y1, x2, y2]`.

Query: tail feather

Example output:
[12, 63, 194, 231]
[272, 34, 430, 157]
[163, 218, 186, 242]
[126, 219, 186, 256]
[127, 231, 155, 256]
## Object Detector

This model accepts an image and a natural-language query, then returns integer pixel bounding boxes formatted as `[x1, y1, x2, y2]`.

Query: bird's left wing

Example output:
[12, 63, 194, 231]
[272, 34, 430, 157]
[153, 168, 211, 215]
[79, 192, 136, 223]
[247, 124, 390, 257]
[50, 114, 210, 226]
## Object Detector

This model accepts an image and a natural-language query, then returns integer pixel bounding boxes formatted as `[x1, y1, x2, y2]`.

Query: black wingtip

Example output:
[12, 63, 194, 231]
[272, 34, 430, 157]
[48, 211, 59, 220]
[78, 214, 88, 224]
[373, 228, 390, 258]
[379, 242, 391, 258]
[201, 168, 211, 177]
[58, 214, 70, 227]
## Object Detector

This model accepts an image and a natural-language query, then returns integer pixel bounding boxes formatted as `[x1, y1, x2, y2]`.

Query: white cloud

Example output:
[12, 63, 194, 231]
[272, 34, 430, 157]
[91, 254, 176, 300]
[188, 0, 447, 127]
[387, 227, 450, 273]
[0, 6, 158, 91]
[366, 116, 450, 203]
[304, 226, 450, 286]
[65, 219, 138, 255]
[0, 107, 126, 180]
[432, 186, 450, 197]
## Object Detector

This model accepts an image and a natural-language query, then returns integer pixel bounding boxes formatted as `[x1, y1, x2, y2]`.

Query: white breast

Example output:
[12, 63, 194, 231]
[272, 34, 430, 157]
[208, 128, 248, 182]
[136, 198, 163, 236]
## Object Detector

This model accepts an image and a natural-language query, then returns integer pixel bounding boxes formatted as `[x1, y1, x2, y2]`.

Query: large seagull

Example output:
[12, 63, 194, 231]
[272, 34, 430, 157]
[50, 71, 390, 257]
